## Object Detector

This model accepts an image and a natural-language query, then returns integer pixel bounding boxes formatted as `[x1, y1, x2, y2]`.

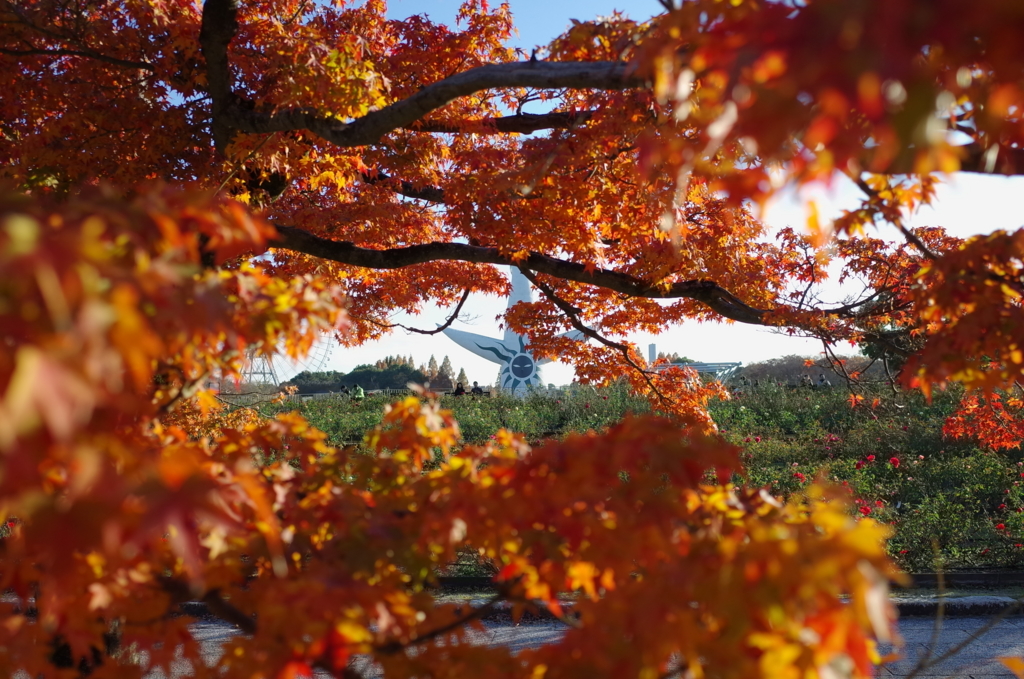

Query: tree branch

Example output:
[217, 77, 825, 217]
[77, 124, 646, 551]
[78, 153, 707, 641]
[375, 594, 504, 655]
[229, 61, 641, 147]
[850, 175, 939, 261]
[199, 0, 240, 153]
[270, 225, 771, 325]
[355, 288, 471, 335]
[952, 142, 1024, 176]
[201, 589, 257, 635]
[361, 171, 446, 203]
[409, 110, 594, 135]
[0, 46, 154, 71]
[518, 268, 675, 408]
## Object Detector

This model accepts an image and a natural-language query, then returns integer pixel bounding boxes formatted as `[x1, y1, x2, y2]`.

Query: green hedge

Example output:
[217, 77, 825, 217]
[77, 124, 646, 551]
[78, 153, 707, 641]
[258, 383, 1024, 570]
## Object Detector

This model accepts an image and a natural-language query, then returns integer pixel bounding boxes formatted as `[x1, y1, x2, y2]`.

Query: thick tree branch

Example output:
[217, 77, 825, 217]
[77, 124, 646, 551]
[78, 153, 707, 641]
[229, 61, 641, 147]
[271, 225, 771, 325]
[955, 143, 1024, 175]
[361, 171, 446, 203]
[882, 143, 1024, 176]
[200, 0, 239, 152]
[409, 110, 594, 135]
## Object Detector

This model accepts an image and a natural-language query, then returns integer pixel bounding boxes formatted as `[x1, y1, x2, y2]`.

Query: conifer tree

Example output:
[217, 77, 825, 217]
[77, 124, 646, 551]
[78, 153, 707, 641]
[439, 355, 454, 379]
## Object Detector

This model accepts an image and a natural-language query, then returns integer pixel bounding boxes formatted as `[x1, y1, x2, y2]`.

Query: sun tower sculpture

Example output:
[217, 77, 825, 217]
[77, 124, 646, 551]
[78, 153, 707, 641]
[442, 268, 583, 396]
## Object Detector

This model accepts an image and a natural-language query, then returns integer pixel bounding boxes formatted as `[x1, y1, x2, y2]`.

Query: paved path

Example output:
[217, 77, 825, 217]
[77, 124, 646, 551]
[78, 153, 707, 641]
[179, 615, 1024, 679]
[879, 616, 1024, 678]
[13, 613, 1024, 678]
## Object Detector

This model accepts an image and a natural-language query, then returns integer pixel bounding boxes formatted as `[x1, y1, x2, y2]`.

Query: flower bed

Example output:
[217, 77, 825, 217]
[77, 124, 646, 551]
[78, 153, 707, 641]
[260, 382, 1024, 570]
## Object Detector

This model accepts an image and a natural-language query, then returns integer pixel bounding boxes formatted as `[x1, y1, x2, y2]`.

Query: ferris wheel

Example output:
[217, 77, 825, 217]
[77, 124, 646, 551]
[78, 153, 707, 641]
[240, 336, 335, 387]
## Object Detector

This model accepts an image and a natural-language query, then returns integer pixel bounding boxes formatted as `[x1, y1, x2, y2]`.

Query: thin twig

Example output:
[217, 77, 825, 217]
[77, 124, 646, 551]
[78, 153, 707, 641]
[911, 552, 945, 676]
[375, 594, 505, 655]
[904, 596, 1024, 679]
[518, 268, 676, 410]
[850, 175, 938, 261]
[215, 132, 279, 196]
[356, 289, 472, 335]
[281, 0, 308, 25]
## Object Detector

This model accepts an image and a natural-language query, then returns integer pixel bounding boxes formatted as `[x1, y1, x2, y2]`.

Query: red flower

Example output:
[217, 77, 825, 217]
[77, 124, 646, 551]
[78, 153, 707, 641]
[996, 523, 1007, 530]
[889, 457, 900, 468]
[754, 436, 761, 443]
[899, 550, 909, 554]
[792, 472, 806, 482]
[855, 461, 864, 470]
[602, 396, 608, 400]
[584, 403, 590, 409]
[999, 504, 1007, 510]
[866, 454, 876, 462]
[858, 506, 871, 516]
[5, 521, 13, 528]
[874, 500, 884, 507]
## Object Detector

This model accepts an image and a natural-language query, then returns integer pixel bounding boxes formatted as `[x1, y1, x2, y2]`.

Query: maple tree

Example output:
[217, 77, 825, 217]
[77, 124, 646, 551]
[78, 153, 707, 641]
[2, 0, 1023, 677]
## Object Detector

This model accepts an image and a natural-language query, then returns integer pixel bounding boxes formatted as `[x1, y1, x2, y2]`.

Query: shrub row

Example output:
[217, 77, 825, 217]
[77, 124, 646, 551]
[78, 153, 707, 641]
[260, 383, 1024, 571]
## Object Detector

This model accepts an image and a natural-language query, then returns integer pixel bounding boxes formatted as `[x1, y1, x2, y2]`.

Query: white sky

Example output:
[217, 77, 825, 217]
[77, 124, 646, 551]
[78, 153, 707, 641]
[281, 0, 1024, 385]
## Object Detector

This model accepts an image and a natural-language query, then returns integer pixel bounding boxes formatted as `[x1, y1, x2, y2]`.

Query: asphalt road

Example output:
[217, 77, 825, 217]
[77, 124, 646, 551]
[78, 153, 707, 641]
[14, 614, 1024, 678]
[154, 614, 1024, 679]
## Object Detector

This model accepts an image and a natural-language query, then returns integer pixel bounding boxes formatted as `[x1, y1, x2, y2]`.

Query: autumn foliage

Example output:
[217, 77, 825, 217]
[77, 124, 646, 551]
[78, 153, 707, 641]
[1, 0, 1023, 676]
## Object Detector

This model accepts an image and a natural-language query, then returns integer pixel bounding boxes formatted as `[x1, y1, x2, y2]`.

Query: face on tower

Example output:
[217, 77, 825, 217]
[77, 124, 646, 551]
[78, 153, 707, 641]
[509, 353, 535, 379]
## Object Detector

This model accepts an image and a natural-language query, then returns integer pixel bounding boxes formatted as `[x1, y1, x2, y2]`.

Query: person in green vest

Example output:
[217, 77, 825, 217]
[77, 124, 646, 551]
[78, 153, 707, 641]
[351, 384, 365, 401]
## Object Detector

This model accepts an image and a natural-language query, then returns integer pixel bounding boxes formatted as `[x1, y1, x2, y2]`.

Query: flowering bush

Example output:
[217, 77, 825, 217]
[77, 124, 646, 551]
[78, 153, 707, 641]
[264, 381, 1024, 568]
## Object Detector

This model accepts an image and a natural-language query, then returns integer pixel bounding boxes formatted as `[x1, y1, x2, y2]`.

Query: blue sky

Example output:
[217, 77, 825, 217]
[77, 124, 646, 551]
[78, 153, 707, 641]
[287, 0, 1024, 385]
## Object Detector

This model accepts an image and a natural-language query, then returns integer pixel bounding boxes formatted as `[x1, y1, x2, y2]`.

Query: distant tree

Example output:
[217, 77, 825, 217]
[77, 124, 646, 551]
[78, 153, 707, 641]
[658, 352, 694, 364]
[428, 355, 439, 379]
[283, 370, 348, 394]
[284, 364, 429, 392]
[439, 355, 454, 380]
[456, 367, 469, 385]
[344, 364, 429, 390]
[737, 355, 887, 386]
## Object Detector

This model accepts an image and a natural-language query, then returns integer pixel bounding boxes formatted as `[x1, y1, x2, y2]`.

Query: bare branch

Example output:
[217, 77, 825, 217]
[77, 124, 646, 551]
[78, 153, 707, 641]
[517, 268, 675, 409]
[201, 589, 257, 635]
[361, 171, 446, 203]
[375, 594, 504, 655]
[161, 578, 256, 634]
[271, 225, 772, 325]
[228, 61, 642, 147]
[356, 288, 472, 335]
[850, 175, 939, 260]
[409, 110, 594, 135]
